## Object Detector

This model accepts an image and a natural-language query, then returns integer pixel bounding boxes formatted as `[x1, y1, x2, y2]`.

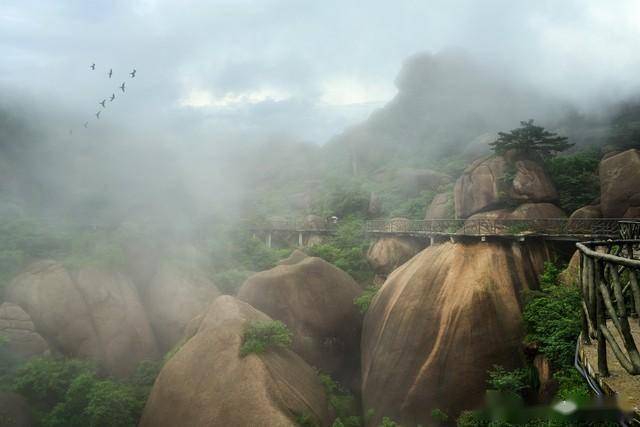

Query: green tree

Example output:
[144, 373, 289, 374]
[490, 120, 573, 159]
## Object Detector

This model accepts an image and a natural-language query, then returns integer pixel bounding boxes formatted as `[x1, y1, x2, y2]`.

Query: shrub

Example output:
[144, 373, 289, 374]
[240, 320, 292, 357]
[523, 263, 582, 369]
[430, 408, 448, 423]
[307, 219, 372, 283]
[318, 371, 361, 427]
[486, 365, 529, 395]
[354, 286, 379, 314]
[545, 149, 600, 213]
[13, 357, 95, 405]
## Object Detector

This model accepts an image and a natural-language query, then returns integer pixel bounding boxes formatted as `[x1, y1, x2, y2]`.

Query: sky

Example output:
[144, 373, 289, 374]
[2, 0, 640, 145]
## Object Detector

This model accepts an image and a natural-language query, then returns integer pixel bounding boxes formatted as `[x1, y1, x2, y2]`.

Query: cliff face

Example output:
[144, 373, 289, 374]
[361, 241, 551, 425]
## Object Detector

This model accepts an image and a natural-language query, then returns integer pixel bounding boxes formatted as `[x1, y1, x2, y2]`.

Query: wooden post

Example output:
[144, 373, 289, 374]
[580, 253, 591, 344]
[595, 260, 609, 377]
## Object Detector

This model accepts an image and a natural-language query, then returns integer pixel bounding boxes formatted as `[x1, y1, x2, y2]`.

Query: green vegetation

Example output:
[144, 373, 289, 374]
[240, 320, 293, 357]
[11, 356, 158, 426]
[307, 218, 373, 283]
[523, 263, 582, 370]
[490, 120, 573, 160]
[486, 365, 530, 395]
[354, 285, 379, 313]
[317, 372, 362, 427]
[545, 149, 600, 213]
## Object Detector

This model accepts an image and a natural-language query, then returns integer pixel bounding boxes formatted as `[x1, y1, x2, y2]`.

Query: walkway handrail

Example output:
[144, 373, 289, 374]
[577, 239, 640, 376]
[247, 218, 628, 237]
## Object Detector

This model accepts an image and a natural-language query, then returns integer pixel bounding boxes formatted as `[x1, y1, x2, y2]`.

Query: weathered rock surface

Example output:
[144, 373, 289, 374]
[366, 237, 423, 275]
[0, 302, 49, 359]
[454, 155, 557, 218]
[569, 204, 601, 220]
[361, 241, 551, 424]
[140, 296, 329, 427]
[600, 149, 640, 217]
[5, 261, 158, 377]
[144, 262, 220, 352]
[454, 155, 506, 218]
[558, 251, 580, 287]
[424, 192, 452, 219]
[465, 203, 566, 233]
[238, 256, 362, 386]
[509, 159, 558, 203]
[0, 392, 32, 427]
[278, 249, 308, 266]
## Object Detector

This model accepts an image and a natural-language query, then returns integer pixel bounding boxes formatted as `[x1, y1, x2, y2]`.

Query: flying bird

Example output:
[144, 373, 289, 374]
[119, 82, 126, 92]
[95, 111, 101, 119]
[99, 99, 106, 108]
[108, 68, 113, 78]
[109, 93, 115, 102]
[84, 121, 88, 128]
[90, 63, 95, 70]
[129, 68, 136, 78]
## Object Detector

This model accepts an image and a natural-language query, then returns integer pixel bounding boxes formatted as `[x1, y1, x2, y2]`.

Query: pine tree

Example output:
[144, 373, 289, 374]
[489, 119, 573, 159]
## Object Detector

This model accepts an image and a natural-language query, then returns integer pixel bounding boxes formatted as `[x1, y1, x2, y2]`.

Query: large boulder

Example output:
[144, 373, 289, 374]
[0, 392, 32, 427]
[366, 237, 423, 275]
[424, 192, 453, 219]
[509, 159, 558, 203]
[361, 241, 551, 425]
[454, 155, 557, 218]
[569, 204, 601, 220]
[600, 149, 640, 217]
[454, 155, 507, 218]
[5, 261, 158, 377]
[140, 296, 330, 427]
[0, 302, 49, 359]
[237, 256, 362, 386]
[464, 203, 566, 233]
[144, 262, 220, 352]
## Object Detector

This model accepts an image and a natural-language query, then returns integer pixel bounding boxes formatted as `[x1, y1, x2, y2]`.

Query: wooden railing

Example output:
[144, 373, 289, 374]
[577, 239, 640, 376]
[248, 218, 627, 237]
[365, 218, 625, 237]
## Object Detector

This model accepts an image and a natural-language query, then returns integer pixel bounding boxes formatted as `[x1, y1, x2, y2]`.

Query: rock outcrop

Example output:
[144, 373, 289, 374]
[140, 296, 329, 427]
[0, 302, 49, 359]
[144, 262, 220, 352]
[600, 149, 640, 217]
[454, 154, 558, 219]
[0, 392, 32, 427]
[361, 241, 551, 425]
[569, 204, 601, 220]
[467, 203, 566, 222]
[366, 237, 423, 276]
[237, 256, 362, 386]
[424, 192, 452, 219]
[558, 251, 580, 287]
[5, 261, 158, 377]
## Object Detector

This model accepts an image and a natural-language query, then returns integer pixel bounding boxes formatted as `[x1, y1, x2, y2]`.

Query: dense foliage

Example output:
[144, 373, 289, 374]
[11, 356, 158, 427]
[354, 285, 379, 314]
[307, 218, 372, 283]
[240, 320, 293, 357]
[545, 149, 600, 213]
[490, 120, 573, 159]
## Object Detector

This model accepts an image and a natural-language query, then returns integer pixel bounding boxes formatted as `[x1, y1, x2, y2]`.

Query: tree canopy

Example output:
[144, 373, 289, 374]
[489, 119, 573, 159]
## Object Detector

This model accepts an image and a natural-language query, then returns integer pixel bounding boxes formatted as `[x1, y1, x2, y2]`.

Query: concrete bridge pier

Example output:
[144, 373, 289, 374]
[266, 232, 272, 249]
[298, 232, 303, 247]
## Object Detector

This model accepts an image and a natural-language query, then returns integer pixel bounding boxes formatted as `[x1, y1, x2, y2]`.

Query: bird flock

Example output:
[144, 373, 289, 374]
[71, 63, 137, 133]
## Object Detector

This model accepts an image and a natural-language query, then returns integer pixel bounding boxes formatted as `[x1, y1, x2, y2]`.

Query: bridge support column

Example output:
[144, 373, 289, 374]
[298, 232, 303, 247]
[266, 232, 272, 249]
[429, 236, 435, 246]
